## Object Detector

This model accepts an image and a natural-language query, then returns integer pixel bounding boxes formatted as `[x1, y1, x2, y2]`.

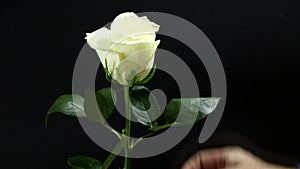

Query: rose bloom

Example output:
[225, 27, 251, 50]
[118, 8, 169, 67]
[86, 12, 160, 85]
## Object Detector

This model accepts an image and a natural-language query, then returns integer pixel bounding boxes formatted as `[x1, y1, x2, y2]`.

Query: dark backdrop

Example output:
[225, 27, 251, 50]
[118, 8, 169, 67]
[1, 0, 300, 168]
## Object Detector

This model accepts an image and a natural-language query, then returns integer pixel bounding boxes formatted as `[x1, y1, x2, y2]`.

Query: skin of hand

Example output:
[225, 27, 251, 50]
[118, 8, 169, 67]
[181, 146, 295, 169]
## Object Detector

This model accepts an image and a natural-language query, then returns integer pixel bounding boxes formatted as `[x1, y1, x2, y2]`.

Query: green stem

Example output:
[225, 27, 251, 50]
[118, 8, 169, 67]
[131, 131, 155, 149]
[98, 119, 121, 140]
[124, 86, 131, 169]
[131, 123, 180, 149]
[103, 153, 116, 169]
[103, 138, 126, 169]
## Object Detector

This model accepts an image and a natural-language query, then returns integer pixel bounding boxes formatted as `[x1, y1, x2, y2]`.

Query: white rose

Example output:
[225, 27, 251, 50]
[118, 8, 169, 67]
[85, 12, 160, 85]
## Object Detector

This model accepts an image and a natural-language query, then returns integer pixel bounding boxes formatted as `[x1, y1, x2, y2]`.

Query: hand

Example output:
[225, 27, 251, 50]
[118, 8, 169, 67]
[181, 146, 295, 169]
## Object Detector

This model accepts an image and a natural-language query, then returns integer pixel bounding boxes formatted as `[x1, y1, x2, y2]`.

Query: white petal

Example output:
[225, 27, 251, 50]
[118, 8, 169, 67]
[110, 12, 159, 40]
[125, 46, 155, 68]
[140, 16, 160, 32]
[122, 40, 159, 81]
[111, 40, 160, 59]
[86, 27, 111, 50]
[95, 50, 121, 75]
[135, 55, 155, 81]
[115, 60, 140, 85]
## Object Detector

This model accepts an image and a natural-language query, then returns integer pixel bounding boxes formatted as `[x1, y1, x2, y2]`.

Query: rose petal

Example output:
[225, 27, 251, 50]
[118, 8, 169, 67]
[110, 40, 160, 59]
[95, 50, 121, 75]
[116, 60, 140, 85]
[135, 54, 155, 81]
[110, 12, 159, 40]
[86, 27, 111, 50]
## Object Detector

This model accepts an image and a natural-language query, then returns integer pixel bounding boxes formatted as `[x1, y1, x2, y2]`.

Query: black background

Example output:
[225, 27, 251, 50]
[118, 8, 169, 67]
[1, 0, 300, 168]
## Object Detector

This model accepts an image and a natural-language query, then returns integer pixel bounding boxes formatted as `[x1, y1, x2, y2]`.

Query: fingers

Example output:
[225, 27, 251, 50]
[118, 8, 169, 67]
[181, 146, 271, 169]
[200, 148, 226, 169]
[181, 146, 243, 169]
[181, 152, 202, 169]
[181, 148, 227, 169]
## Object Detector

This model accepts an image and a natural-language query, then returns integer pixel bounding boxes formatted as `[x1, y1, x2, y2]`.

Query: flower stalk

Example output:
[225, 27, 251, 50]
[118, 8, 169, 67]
[124, 86, 131, 169]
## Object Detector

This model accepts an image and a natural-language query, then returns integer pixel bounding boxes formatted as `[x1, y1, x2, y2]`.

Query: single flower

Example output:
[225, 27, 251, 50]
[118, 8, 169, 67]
[86, 12, 160, 85]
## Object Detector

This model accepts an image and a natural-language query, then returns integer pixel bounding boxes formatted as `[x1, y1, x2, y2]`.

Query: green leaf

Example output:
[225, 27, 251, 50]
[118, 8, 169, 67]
[67, 156, 102, 169]
[46, 94, 86, 127]
[96, 88, 116, 119]
[135, 65, 156, 85]
[163, 98, 221, 125]
[130, 85, 160, 128]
